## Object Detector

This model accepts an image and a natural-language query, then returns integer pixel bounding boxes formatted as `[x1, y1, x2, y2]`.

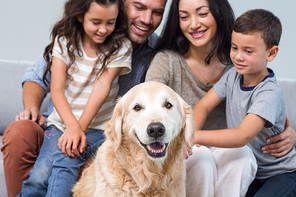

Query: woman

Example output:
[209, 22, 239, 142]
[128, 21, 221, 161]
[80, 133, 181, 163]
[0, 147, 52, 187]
[145, 0, 296, 196]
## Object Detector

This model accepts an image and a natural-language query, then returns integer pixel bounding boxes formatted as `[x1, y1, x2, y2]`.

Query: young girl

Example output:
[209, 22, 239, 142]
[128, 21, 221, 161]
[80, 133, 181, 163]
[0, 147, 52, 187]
[17, 0, 132, 196]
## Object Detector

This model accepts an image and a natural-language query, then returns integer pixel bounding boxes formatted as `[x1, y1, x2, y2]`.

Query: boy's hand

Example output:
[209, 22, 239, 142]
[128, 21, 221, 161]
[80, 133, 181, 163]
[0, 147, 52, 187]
[183, 145, 193, 159]
[58, 125, 87, 157]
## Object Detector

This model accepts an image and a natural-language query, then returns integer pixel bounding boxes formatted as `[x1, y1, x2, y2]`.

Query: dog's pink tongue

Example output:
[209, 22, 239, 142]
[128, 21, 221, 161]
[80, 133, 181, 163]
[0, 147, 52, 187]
[149, 142, 165, 151]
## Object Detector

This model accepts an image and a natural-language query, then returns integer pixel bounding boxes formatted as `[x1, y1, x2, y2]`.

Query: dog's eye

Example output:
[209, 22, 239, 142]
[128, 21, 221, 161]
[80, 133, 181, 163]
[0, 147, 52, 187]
[133, 104, 141, 111]
[164, 102, 173, 109]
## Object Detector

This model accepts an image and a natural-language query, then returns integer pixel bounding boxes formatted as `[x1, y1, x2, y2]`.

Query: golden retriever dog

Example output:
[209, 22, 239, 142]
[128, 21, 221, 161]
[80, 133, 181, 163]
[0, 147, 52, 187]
[72, 81, 194, 197]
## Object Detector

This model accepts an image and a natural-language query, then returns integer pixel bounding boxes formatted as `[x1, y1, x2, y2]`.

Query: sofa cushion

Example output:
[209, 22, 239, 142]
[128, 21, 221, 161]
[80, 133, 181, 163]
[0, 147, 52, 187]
[0, 60, 49, 134]
[278, 78, 296, 131]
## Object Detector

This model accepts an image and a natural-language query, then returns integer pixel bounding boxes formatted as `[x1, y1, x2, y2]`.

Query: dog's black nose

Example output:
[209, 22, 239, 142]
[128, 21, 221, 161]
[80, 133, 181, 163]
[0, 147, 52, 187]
[147, 122, 165, 138]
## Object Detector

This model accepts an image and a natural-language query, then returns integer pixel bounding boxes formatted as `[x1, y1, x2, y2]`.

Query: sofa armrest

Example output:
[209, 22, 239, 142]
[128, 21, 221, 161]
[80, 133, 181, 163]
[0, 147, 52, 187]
[278, 78, 296, 147]
[278, 78, 296, 131]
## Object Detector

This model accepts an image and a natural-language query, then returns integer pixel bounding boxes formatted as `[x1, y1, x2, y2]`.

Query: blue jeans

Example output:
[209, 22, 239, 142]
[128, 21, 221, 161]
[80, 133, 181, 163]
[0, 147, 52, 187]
[17, 125, 105, 197]
[246, 171, 296, 197]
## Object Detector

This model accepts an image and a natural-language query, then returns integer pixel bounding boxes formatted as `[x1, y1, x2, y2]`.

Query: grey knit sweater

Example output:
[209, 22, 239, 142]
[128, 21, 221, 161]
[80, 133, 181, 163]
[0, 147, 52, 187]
[146, 50, 232, 130]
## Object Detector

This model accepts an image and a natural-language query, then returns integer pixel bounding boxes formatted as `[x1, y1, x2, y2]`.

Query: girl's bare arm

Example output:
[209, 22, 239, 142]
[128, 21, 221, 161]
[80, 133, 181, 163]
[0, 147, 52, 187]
[51, 57, 84, 157]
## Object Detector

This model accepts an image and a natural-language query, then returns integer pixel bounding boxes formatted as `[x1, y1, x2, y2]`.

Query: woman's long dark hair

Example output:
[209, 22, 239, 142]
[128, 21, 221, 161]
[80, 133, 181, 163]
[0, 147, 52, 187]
[153, 0, 235, 65]
[42, 0, 126, 91]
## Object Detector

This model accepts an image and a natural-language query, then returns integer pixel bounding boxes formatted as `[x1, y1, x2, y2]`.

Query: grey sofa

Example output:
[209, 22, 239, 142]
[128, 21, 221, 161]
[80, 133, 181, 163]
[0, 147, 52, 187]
[0, 59, 295, 196]
[0, 60, 50, 196]
[0, 60, 50, 134]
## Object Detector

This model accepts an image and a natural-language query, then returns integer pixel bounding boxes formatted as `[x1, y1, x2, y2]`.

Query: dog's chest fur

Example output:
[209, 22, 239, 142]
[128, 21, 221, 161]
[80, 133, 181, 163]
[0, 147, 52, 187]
[97, 136, 186, 196]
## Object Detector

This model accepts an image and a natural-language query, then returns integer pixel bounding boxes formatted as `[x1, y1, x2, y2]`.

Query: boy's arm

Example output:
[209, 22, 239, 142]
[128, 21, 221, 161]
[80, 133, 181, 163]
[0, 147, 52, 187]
[194, 87, 267, 148]
[186, 88, 221, 158]
[195, 113, 266, 148]
[79, 67, 123, 132]
[193, 88, 223, 132]
[51, 57, 84, 157]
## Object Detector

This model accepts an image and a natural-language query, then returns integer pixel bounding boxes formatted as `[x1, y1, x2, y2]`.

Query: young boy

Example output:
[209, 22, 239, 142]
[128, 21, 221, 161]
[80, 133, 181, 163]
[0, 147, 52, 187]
[193, 9, 296, 196]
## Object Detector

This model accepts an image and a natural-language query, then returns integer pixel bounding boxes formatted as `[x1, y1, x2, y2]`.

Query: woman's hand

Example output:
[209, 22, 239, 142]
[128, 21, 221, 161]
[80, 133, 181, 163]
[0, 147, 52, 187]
[262, 117, 296, 157]
[58, 125, 87, 157]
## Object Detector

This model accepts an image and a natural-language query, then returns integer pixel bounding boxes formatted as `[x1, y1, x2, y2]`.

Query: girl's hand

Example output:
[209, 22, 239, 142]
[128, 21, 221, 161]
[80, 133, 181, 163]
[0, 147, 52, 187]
[58, 125, 87, 157]
[262, 117, 296, 157]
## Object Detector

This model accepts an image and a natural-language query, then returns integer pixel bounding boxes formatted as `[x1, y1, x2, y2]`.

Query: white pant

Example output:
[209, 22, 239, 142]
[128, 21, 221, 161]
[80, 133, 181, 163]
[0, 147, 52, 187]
[186, 145, 257, 197]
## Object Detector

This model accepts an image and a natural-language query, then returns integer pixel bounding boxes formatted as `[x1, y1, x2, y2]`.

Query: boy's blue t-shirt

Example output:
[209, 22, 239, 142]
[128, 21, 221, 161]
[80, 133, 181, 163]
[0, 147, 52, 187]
[213, 66, 296, 179]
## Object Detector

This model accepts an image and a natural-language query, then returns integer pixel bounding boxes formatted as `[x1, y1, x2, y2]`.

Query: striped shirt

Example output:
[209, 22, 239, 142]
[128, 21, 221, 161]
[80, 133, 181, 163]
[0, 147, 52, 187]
[47, 36, 132, 131]
[22, 33, 158, 121]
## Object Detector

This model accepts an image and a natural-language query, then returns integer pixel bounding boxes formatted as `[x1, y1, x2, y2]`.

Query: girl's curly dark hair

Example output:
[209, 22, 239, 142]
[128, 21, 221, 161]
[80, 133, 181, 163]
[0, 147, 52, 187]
[42, 0, 127, 91]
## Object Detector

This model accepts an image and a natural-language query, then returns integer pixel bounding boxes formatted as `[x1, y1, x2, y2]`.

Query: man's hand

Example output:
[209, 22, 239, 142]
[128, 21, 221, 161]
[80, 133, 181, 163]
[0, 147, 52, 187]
[58, 125, 87, 157]
[21, 81, 47, 127]
[15, 108, 46, 127]
[262, 117, 296, 157]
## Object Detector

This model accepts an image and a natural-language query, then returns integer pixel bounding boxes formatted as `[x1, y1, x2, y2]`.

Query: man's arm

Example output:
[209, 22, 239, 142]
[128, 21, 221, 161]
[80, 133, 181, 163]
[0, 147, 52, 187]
[16, 81, 47, 127]
[16, 54, 50, 126]
[262, 117, 296, 157]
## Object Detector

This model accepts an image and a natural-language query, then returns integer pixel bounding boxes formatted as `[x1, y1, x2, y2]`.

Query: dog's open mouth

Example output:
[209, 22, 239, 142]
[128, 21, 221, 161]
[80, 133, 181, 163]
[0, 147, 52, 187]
[137, 135, 168, 158]
[146, 142, 168, 158]
[143, 142, 168, 158]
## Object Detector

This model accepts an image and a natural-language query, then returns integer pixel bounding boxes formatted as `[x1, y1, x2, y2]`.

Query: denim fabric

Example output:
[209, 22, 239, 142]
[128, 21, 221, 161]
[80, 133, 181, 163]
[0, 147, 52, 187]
[17, 125, 105, 197]
[246, 171, 296, 197]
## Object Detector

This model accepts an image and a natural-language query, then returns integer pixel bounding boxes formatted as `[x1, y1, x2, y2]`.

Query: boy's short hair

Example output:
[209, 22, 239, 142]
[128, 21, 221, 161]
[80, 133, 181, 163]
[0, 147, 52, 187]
[233, 9, 282, 49]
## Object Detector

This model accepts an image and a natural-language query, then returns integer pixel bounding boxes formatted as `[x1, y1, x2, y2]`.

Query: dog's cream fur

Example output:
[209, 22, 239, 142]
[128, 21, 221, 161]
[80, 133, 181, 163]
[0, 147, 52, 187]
[72, 81, 194, 197]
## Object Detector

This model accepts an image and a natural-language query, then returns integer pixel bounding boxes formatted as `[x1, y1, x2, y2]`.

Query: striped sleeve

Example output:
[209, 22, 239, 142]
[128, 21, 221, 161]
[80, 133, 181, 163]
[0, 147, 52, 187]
[52, 36, 70, 65]
[107, 38, 132, 76]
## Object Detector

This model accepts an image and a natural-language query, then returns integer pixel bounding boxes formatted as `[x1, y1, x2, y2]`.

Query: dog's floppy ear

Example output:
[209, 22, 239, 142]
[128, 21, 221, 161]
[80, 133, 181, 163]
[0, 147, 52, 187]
[104, 97, 123, 151]
[177, 95, 195, 148]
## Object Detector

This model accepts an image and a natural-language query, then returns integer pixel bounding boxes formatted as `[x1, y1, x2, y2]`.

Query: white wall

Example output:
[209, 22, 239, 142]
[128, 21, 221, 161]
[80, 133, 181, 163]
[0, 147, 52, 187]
[1, 0, 295, 79]
[0, 0, 65, 61]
